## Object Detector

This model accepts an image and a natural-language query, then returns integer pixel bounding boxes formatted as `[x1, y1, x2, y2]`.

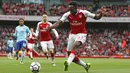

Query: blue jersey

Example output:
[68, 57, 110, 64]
[13, 25, 31, 42]
[7, 40, 14, 47]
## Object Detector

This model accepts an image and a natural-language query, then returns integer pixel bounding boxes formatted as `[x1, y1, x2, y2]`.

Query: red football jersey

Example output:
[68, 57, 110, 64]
[28, 32, 36, 44]
[37, 22, 52, 41]
[60, 10, 95, 34]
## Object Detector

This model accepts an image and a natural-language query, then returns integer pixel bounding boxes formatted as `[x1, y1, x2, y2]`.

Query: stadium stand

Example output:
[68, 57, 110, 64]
[1, 2, 130, 17]
[2, 2, 45, 15]
[0, 26, 129, 56]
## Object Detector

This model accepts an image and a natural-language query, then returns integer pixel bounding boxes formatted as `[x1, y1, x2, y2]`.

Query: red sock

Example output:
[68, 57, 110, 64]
[44, 53, 48, 59]
[67, 51, 79, 63]
[51, 53, 54, 58]
[51, 53, 55, 63]
[71, 50, 76, 55]
[67, 51, 71, 57]
[73, 56, 80, 63]
[67, 50, 77, 65]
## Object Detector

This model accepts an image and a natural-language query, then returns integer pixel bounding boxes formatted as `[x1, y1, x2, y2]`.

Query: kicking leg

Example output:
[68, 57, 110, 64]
[64, 41, 81, 71]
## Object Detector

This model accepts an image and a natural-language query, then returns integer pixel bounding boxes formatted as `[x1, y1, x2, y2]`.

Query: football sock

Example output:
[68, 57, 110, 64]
[73, 56, 80, 62]
[51, 53, 55, 63]
[77, 59, 87, 68]
[67, 51, 87, 68]
[21, 50, 25, 62]
[44, 53, 48, 59]
[7, 53, 9, 58]
[67, 50, 76, 65]
[16, 51, 19, 59]
[30, 52, 33, 59]
[9, 53, 12, 58]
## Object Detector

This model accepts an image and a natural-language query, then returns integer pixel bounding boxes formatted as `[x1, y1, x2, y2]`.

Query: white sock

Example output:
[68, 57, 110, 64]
[9, 53, 11, 58]
[7, 53, 9, 58]
[30, 52, 33, 58]
[77, 59, 87, 68]
[67, 53, 75, 65]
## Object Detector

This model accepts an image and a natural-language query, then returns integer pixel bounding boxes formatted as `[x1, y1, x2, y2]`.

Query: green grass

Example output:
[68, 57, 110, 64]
[0, 57, 130, 73]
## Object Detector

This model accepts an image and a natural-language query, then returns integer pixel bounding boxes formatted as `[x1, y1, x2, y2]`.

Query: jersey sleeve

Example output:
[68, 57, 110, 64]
[36, 22, 41, 37]
[60, 12, 70, 22]
[13, 27, 17, 37]
[82, 10, 95, 18]
[7, 40, 9, 46]
[26, 26, 32, 38]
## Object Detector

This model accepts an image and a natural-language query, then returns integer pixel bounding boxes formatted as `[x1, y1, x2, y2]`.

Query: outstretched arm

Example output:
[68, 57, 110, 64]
[49, 20, 64, 29]
[48, 12, 69, 30]
[83, 9, 104, 20]
[93, 11, 103, 20]
[48, 22, 59, 38]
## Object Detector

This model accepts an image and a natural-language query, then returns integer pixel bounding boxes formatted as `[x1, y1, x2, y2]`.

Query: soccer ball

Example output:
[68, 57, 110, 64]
[30, 62, 41, 73]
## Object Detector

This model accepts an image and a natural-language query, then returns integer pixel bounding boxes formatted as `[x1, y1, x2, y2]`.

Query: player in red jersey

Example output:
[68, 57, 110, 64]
[27, 28, 36, 60]
[36, 13, 59, 66]
[46, 1, 103, 72]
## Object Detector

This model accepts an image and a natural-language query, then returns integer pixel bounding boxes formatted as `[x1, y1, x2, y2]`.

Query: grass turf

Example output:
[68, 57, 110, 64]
[0, 57, 130, 73]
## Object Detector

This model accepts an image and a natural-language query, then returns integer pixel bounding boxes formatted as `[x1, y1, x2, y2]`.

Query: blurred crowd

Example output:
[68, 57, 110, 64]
[0, 27, 15, 54]
[54, 28, 130, 57]
[2, 2, 130, 17]
[2, 3, 45, 15]
[0, 26, 130, 56]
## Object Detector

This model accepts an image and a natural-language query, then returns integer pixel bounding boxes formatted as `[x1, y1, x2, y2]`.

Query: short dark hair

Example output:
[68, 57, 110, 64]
[19, 18, 24, 21]
[69, 1, 78, 7]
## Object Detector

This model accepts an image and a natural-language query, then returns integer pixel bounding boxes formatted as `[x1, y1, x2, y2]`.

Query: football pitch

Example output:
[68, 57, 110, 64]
[0, 57, 130, 73]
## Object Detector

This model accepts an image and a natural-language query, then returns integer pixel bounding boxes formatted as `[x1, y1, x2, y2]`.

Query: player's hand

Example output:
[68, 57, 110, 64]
[26, 37, 30, 40]
[35, 36, 39, 40]
[32, 37, 36, 40]
[99, 7, 106, 14]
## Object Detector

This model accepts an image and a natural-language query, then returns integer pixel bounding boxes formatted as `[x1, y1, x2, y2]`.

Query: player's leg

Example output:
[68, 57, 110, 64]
[12, 47, 15, 58]
[48, 40, 55, 66]
[40, 41, 49, 59]
[9, 47, 13, 59]
[27, 43, 33, 60]
[64, 34, 74, 71]
[65, 41, 89, 71]
[7, 47, 10, 59]
[66, 41, 82, 66]
[20, 41, 27, 64]
[15, 42, 20, 60]
[65, 34, 90, 72]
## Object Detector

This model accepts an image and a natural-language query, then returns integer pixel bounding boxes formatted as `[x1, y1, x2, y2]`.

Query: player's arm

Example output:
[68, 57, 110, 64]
[48, 12, 68, 30]
[48, 22, 59, 39]
[93, 11, 103, 20]
[13, 28, 17, 37]
[7, 40, 9, 47]
[83, 10, 103, 20]
[35, 22, 40, 37]
[27, 27, 32, 38]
